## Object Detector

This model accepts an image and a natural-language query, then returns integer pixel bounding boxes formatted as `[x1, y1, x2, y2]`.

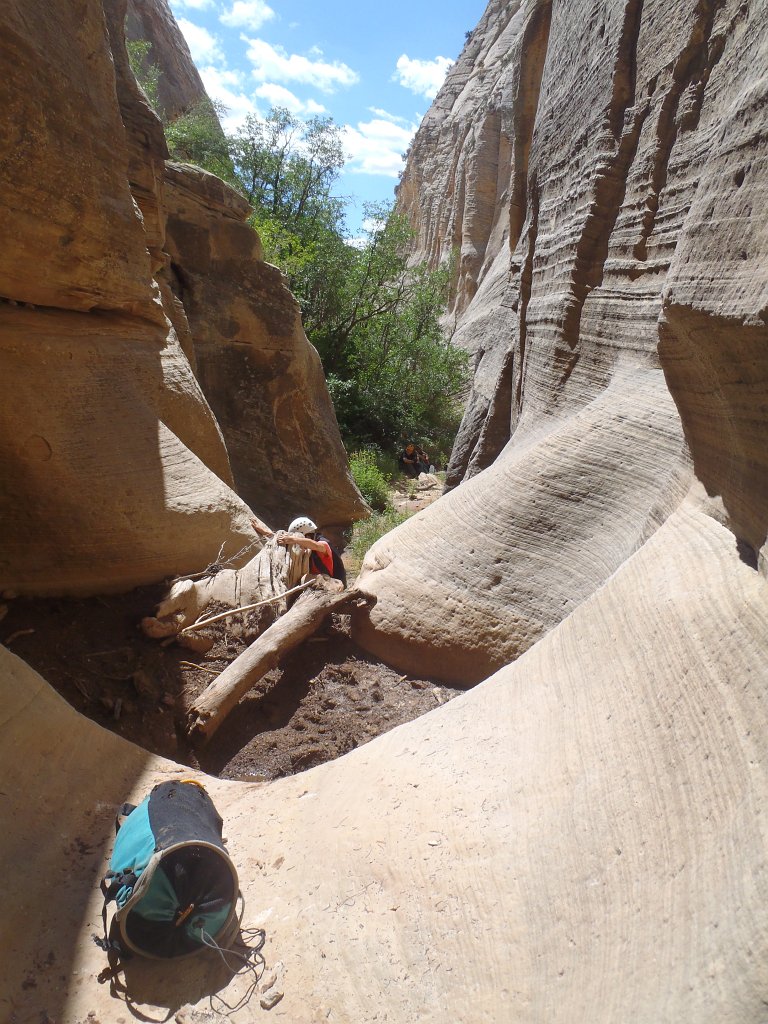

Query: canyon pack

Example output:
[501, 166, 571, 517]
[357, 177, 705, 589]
[97, 779, 239, 961]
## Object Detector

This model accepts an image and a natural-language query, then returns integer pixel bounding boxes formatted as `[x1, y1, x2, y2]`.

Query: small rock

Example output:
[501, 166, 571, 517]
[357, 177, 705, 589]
[178, 633, 216, 654]
[260, 960, 285, 1010]
[131, 670, 154, 697]
[260, 989, 284, 1010]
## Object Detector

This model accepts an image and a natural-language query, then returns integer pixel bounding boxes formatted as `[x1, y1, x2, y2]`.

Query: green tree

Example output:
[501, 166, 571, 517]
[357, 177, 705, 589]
[155, 103, 468, 459]
[229, 108, 349, 318]
[164, 100, 234, 182]
[230, 108, 345, 230]
[321, 208, 468, 452]
[126, 39, 161, 112]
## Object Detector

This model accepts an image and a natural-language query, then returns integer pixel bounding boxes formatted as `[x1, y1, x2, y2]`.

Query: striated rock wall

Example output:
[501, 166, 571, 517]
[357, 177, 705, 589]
[354, 0, 768, 680]
[2, 3, 767, 1020]
[125, 0, 211, 121]
[163, 163, 367, 529]
[0, 0, 363, 595]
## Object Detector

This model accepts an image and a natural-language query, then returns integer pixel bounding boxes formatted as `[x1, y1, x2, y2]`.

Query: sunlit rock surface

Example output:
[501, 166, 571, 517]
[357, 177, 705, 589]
[125, 0, 211, 121]
[4, 498, 767, 1022]
[0, 0, 363, 595]
[0, 0, 253, 595]
[2, 0, 767, 1020]
[355, 0, 768, 677]
[164, 163, 368, 529]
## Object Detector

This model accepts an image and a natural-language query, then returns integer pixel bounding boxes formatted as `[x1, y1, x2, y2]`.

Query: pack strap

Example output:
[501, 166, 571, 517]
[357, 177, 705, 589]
[100, 870, 138, 903]
[93, 870, 138, 962]
[114, 802, 137, 835]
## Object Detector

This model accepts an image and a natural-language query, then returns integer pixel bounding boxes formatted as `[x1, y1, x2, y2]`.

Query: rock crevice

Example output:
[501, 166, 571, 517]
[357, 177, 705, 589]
[355, 0, 768, 677]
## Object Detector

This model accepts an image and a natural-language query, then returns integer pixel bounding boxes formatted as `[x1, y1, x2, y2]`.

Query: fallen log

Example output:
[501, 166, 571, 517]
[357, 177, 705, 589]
[186, 579, 364, 742]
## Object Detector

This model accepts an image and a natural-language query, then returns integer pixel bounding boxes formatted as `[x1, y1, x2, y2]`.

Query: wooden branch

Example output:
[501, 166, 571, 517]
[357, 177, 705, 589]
[180, 578, 318, 635]
[187, 583, 361, 742]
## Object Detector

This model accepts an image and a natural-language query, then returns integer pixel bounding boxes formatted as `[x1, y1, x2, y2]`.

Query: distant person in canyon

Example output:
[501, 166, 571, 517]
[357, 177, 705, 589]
[251, 516, 346, 586]
[398, 442, 430, 478]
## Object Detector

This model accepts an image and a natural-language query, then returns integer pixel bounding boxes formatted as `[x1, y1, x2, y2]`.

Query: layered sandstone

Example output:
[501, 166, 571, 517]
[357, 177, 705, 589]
[4, 495, 767, 1022]
[0, 0, 252, 595]
[355, 0, 768, 679]
[0, 0, 362, 595]
[163, 163, 367, 529]
[2, 0, 768, 1020]
[125, 0, 211, 121]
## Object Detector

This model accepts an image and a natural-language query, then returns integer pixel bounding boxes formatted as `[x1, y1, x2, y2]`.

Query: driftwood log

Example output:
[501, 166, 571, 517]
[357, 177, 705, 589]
[142, 535, 309, 639]
[187, 579, 365, 742]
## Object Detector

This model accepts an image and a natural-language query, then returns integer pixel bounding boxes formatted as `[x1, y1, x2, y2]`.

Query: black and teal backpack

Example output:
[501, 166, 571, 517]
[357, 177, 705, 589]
[97, 779, 239, 961]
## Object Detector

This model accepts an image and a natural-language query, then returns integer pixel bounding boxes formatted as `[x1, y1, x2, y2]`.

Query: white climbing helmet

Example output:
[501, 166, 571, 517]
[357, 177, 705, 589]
[288, 516, 317, 535]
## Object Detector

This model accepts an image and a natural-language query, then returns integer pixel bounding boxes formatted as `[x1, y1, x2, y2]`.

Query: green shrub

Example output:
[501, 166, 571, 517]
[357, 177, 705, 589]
[349, 450, 391, 512]
[127, 40, 161, 113]
[348, 508, 411, 575]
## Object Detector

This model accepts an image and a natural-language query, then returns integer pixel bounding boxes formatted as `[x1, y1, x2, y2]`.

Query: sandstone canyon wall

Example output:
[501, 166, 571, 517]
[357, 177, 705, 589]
[2, 2, 768, 1022]
[354, 0, 768, 683]
[125, 0, 211, 121]
[0, 0, 364, 596]
[163, 163, 365, 528]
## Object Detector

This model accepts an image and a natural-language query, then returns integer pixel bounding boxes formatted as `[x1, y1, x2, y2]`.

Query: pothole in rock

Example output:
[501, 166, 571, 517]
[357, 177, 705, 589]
[0, 586, 464, 781]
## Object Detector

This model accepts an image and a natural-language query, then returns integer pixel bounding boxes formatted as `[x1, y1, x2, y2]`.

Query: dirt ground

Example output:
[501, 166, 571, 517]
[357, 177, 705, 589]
[0, 484, 462, 781]
[0, 588, 463, 781]
[390, 471, 443, 515]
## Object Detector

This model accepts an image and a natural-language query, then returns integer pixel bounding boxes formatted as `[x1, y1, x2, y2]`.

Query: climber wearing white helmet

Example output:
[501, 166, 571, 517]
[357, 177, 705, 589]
[283, 516, 338, 578]
[250, 515, 346, 585]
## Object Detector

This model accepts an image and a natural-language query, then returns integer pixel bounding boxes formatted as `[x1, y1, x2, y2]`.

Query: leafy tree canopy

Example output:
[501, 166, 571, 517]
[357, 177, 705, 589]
[125, 43, 468, 461]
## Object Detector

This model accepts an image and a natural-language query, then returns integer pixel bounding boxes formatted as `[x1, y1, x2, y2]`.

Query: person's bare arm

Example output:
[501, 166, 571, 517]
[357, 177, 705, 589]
[250, 518, 274, 537]
[278, 532, 328, 553]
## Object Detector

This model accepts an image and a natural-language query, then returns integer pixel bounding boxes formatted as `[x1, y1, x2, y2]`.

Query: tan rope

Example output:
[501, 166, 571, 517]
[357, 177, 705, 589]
[179, 578, 318, 635]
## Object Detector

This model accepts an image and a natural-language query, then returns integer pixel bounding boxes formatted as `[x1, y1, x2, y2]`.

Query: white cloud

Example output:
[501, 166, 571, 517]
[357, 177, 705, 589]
[393, 54, 453, 99]
[348, 216, 388, 249]
[177, 18, 224, 64]
[170, 0, 213, 11]
[220, 0, 275, 31]
[368, 107, 409, 125]
[254, 83, 327, 115]
[243, 37, 359, 93]
[199, 65, 257, 131]
[343, 116, 418, 178]
[362, 215, 387, 233]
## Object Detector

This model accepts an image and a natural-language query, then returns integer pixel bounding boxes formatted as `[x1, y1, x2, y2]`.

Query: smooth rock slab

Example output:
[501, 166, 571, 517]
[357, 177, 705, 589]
[2, 499, 767, 1023]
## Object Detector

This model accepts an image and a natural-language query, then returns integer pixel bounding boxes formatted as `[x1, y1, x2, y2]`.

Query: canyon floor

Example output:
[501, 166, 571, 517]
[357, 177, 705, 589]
[1, 587, 463, 780]
[1, 479, 458, 781]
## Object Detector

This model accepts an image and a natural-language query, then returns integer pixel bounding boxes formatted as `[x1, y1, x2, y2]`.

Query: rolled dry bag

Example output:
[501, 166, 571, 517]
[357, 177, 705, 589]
[99, 779, 239, 960]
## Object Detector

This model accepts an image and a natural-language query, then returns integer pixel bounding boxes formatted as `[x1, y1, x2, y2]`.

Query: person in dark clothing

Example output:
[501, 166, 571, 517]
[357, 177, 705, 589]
[398, 442, 430, 478]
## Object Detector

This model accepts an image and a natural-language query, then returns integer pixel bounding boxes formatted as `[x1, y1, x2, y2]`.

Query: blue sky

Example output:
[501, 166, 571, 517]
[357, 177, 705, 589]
[167, 0, 487, 233]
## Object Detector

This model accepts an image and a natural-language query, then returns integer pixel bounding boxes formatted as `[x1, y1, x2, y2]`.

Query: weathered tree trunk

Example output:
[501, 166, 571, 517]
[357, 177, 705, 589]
[142, 535, 309, 638]
[186, 580, 361, 742]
